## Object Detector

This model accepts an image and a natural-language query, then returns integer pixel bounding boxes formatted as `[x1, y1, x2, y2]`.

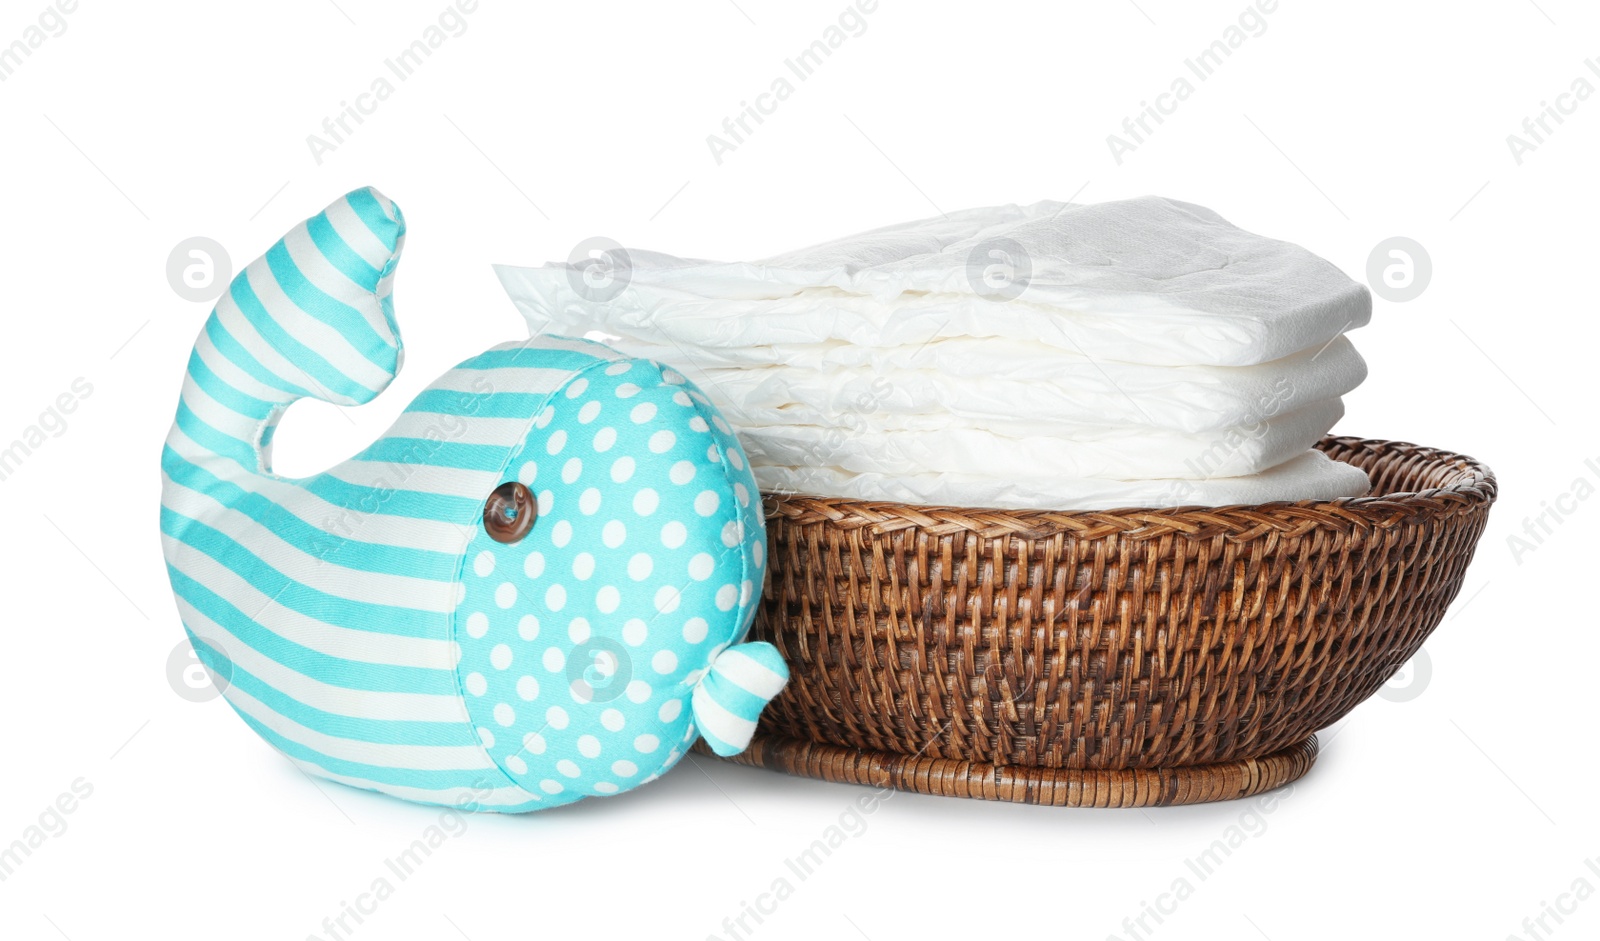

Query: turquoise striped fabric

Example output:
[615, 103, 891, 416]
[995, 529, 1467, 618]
[692, 643, 791, 756]
[160, 188, 785, 812]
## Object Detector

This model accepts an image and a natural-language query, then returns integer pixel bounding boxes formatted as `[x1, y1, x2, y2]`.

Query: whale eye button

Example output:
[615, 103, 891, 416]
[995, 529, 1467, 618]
[484, 482, 536, 543]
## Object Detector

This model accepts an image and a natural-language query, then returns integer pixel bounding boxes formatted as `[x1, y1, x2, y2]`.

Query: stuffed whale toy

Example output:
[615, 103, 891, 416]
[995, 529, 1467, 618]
[159, 187, 786, 812]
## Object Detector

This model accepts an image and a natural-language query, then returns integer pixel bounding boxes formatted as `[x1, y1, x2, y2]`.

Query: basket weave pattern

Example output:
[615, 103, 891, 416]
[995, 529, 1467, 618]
[710, 437, 1495, 805]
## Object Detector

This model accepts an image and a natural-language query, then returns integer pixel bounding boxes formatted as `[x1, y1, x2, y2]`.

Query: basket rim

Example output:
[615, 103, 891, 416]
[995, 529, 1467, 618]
[757, 435, 1497, 538]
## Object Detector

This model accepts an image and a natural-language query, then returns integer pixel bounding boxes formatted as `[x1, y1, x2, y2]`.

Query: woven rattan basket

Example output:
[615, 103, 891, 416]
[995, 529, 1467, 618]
[695, 436, 1496, 807]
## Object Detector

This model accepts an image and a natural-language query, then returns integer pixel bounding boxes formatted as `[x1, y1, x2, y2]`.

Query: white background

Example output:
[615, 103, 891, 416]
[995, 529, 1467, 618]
[0, 1, 1594, 939]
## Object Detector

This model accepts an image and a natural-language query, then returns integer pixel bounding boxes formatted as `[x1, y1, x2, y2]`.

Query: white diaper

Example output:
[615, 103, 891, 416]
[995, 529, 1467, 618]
[728, 399, 1341, 479]
[496, 195, 1374, 510]
[754, 449, 1372, 512]
[498, 196, 1371, 367]
[631, 335, 1365, 435]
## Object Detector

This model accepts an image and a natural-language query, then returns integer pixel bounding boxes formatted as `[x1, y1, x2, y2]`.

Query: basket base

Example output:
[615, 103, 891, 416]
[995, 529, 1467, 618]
[697, 733, 1318, 808]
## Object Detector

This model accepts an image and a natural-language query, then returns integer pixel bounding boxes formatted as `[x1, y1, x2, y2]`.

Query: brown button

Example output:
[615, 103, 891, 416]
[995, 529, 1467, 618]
[483, 482, 536, 543]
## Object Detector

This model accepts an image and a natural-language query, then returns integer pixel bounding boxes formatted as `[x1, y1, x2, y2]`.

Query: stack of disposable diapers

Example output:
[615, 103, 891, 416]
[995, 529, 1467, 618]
[496, 196, 1373, 511]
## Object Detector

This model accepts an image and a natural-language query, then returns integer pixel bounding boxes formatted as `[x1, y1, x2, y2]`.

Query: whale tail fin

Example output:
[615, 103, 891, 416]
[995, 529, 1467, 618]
[165, 187, 405, 479]
[691, 641, 790, 757]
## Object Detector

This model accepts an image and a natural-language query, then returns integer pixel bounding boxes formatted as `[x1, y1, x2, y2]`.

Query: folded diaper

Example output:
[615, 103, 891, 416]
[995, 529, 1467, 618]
[496, 195, 1374, 511]
[499, 196, 1372, 368]
[629, 335, 1365, 435]
[754, 449, 1371, 511]
[732, 399, 1342, 480]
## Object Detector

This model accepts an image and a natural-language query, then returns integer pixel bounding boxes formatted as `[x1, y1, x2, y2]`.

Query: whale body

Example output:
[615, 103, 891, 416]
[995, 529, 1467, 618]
[159, 188, 785, 812]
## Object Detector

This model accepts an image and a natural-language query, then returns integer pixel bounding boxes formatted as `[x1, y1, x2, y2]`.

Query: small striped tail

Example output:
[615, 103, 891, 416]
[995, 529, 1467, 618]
[691, 641, 790, 757]
[166, 187, 406, 481]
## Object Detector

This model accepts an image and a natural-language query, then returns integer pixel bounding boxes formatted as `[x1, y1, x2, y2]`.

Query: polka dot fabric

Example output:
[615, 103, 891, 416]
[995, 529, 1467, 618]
[161, 188, 786, 813]
[453, 357, 771, 807]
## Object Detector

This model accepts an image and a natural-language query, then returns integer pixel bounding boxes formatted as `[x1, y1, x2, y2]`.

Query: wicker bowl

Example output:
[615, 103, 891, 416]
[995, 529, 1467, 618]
[696, 437, 1496, 807]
